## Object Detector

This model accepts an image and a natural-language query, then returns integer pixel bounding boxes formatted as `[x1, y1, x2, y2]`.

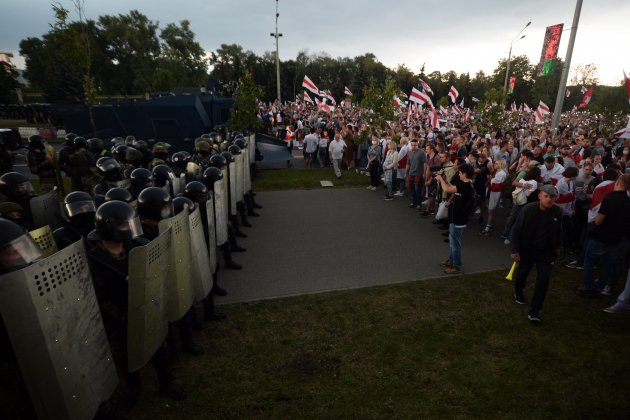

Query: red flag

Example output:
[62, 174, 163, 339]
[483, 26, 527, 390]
[578, 87, 593, 109]
[419, 79, 434, 95]
[448, 86, 459, 103]
[302, 75, 319, 95]
[624, 70, 630, 105]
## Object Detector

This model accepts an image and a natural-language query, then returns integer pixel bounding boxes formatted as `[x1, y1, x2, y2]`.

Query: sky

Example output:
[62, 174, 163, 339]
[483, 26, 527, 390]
[1, 0, 628, 86]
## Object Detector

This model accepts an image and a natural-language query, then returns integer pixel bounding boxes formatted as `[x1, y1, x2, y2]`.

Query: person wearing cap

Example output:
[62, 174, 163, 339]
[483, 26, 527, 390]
[510, 184, 563, 323]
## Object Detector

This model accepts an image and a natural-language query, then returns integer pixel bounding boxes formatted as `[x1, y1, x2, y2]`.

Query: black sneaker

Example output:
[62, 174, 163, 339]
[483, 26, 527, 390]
[527, 312, 541, 323]
[514, 293, 527, 305]
[575, 288, 598, 297]
[384, 196, 394, 201]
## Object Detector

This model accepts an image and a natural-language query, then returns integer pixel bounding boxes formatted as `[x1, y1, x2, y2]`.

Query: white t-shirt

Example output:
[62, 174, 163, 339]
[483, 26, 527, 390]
[329, 139, 346, 159]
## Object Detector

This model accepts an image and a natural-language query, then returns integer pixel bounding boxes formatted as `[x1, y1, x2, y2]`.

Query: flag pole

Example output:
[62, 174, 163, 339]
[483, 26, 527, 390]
[551, 0, 583, 139]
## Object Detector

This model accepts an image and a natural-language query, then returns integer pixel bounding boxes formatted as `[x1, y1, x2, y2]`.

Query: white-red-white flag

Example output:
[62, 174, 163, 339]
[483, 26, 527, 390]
[428, 107, 440, 129]
[523, 103, 532, 113]
[448, 86, 459, 103]
[534, 108, 545, 125]
[419, 79, 434, 96]
[452, 103, 461, 115]
[624, 70, 630, 105]
[344, 86, 353, 96]
[565, 88, 571, 98]
[302, 75, 319, 95]
[439, 105, 448, 116]
[464, 109, 470, 122]
[510, 102, 517, 112]
[409, 87, 433, 107]
[393, 96, 403, 107]
[303, 91, 314, 104]
[325, 90, 336, 105]
[459, 98, 465, 108]
[578, 87, 593, 109]
[471, 97, 480, 103]
[538, 100, 550, 114]
[580, 86, 588, 94]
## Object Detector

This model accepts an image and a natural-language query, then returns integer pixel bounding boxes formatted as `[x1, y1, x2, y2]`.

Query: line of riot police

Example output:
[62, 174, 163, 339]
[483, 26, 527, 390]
[0, 130, 262, 419]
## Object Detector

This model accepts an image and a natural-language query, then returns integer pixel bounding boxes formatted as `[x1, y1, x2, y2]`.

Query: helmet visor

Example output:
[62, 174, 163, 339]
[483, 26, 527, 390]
[65, 200, 97, 217]
[0, 234, 42, 270]
[111, 216, 143, 241]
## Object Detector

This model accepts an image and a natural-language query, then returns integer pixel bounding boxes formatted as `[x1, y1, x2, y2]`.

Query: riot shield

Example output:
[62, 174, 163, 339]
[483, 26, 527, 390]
[243, 146, 252, 193]
[188, 206, 212, 300]
[29, 225, 58, 258]
[171, 174, 186, 197]
[158, 209, 195, 322]
[228, 161, 237, 216]
[127, 228, 171, 372]
[162, 180, 171, 197]
[30, 187, 63, 229]
[221, 167, 230, 221]
[248, 134, 255, 165]
[235, 153, 244, 203]
[213, 178, 228, 246]
[0, 240, 118, 420]
[204, 195, 218, 273]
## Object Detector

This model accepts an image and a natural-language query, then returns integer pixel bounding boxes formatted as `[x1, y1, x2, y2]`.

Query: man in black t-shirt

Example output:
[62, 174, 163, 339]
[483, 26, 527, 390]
[510, 185, 562, 323]
[435, 163, 475, 274]
[578, 174, 630, 297]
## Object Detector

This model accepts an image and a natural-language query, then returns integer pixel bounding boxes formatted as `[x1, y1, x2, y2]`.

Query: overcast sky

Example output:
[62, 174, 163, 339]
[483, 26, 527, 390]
[2, 0, 628, 86]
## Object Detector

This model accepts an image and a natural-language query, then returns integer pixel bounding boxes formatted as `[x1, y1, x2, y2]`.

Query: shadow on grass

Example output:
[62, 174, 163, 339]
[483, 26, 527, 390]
[123, 267, 630, 419]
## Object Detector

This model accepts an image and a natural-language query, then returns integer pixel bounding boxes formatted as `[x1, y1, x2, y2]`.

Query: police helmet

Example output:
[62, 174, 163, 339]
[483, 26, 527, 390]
[172, 196, 196, 215]
[65, 133, 78, 142]
[152, 164, 175, 188]
[228, 144, 242, 155]
[234, 138, 247, 149]
[0, 219, 42, 273]
[138, 187, 173, 221]
[171, 151, 191, 167]
[129, 168, 154, 190]
[74, 136, 88, 150]
[0, 172, 34, 199]
[64, 191, 96, 218]
[125, 135, 136, 146]
[184, 181, 209, 203]
[208, 154, 227, 169]
[104, 187, 134, 204]
[94, 201, 142, 242]
[28, 134, 45, 149]
[220, 151, 234, 163]
[203, 167, 223, 186]
[87, 137, 104, 152]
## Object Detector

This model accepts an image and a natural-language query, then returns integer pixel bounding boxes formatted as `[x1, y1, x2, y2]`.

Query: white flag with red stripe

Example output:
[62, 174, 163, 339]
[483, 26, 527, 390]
[588, 180, 615, 222]
[538, 100, 550, 114]
[471, 97, 480, 102]
[448, 86, 459, 103]
[439, 105, 448, 116]
[419, 79, 434, 95]
[565, 88, 571, 98]
[302, 75, 319, 95]
[459, 98, 465, 108]
[578, 87, 593, 109]
[428, 107, 440, 129]
[523, 103, 532, 112]
[510, 102, 517, 112]
[303, 91, 314, 104]
[393, 96, 403, 107]
[464, 109, 470, 122]
[344, 86, 353, 96]
[409, 87, 433, 107]
[580, 86, 588, 94]
[452, 103, 461, 115]
[624, 70, 630, 105]
[325, 90, 336, 105]
[534, 107, 545, 124]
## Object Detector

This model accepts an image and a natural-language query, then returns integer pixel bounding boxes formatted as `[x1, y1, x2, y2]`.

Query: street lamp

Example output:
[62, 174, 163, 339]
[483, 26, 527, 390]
[270, 0, 282, 103]
[503, 21, 531, 97]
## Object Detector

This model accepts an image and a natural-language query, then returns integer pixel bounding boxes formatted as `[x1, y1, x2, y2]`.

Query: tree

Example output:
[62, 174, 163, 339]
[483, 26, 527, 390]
[530, 58, 564, 109]
[209, 44, 256, 84]
[360, 76, 398, 130]
[570, 63, 599, 87]
[159, 20, 208, 87]
[0, 62, 19, 104]
[227, 70, 263, 133]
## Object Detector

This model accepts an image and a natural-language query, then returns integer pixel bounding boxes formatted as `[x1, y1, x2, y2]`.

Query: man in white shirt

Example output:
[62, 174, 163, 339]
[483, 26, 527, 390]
[540, 156, 565, 184]
[303, 128, 319, 169]
[329, 134, 346, 179]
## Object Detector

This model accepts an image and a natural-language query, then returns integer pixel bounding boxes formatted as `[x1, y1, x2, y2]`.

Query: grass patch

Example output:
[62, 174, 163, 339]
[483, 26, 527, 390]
[252, 168, 370, 191]
[121, 266, 630, 418]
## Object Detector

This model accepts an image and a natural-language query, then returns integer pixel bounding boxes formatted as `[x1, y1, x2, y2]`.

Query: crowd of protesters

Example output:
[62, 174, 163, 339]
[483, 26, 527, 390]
[257, 99, 630, 322]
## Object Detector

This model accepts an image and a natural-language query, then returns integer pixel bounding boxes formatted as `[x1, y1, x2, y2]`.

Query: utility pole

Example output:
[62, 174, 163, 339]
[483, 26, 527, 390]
[551, 0, 583, 137]
[502, 22, 531, 99]
[270, 0, 282, 103]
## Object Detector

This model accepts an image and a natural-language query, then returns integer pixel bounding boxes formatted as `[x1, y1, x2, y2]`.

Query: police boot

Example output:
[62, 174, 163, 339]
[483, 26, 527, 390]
[190, 307, 203, 331]
[229, 233, 246, 252]
[245, 192, 260, 217]
[221, 243, 242, 269]
[212, 272, 228, 296]
[229, 215, 247, 238]
[238, 201, 253, 227]
[203, 292, 226, 321]
[178, 311, 204, 355]
[250, 191, 263, 209]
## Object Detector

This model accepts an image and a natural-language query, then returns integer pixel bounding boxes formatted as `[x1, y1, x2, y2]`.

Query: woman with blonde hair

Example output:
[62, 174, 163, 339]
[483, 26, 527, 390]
[382, 140, 398, 201]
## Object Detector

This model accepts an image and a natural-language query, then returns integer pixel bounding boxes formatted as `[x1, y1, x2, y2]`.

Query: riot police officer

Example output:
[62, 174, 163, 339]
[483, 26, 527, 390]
[53, 191, 97, 250]
[104, 187, 135, 204]
[0, 201, 30, 230]
[149, 142, 171, 170]
[86, 201, 186, 406]
[26, 134, 57, 192]
[69, 136, 97, 193]
[93, 157, 125, 205]
[127, 168, 154, 199]
[170, 151, 191, 179]
[0, 172, 36, 227]
[87, 137, 111, 159]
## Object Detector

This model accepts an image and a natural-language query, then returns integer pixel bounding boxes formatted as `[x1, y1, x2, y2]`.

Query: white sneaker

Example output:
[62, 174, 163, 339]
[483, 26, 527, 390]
[601, 285, 613, 296]
[393, 191, 404, 197]
[503, 239, 510, 245]
[366, 186, 373, 190]
[370, 186, 377, 191]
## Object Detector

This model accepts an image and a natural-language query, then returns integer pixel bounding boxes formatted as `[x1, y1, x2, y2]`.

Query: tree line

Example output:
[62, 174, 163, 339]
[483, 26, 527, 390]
[5, 7, 628, 117]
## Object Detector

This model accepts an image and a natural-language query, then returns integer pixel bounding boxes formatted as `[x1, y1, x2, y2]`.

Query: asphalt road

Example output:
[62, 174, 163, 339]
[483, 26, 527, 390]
[216, 186, 511, 305]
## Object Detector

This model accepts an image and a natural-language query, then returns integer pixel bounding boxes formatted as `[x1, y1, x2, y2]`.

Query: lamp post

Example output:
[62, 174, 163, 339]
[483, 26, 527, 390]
[270, 0, 282, 103]
[503, 21, 531, 98]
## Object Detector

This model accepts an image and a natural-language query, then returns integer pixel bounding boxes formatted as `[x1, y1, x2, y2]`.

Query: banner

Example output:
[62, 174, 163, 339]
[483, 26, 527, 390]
[537, 24, 563, 76]
[508, 76, 516, 94]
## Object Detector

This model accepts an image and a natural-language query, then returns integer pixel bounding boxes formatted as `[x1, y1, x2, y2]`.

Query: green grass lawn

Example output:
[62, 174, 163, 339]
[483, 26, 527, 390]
[252, 167, 371, 191]
[123, 267, 630, 419]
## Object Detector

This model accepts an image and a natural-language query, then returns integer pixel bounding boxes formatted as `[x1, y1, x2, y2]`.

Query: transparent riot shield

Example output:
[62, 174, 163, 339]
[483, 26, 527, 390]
[235, 153, 244, 203]
[243, 146, 252, 193]
[30, 187, 63, 229]
[221, 167, 230, 220]
[213, 178, 228, 246]
[248, 134, 255, 165]
[171, 174, 186, 197]
[158, 209, 194, 322]
[127, 228, 171, 372]
[28, 225, 59, 258]
[188, 206, 212, 300]
[228, 161, 237, 216]
[0, 240, 118, 420]
[204, 195, 218, 273]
